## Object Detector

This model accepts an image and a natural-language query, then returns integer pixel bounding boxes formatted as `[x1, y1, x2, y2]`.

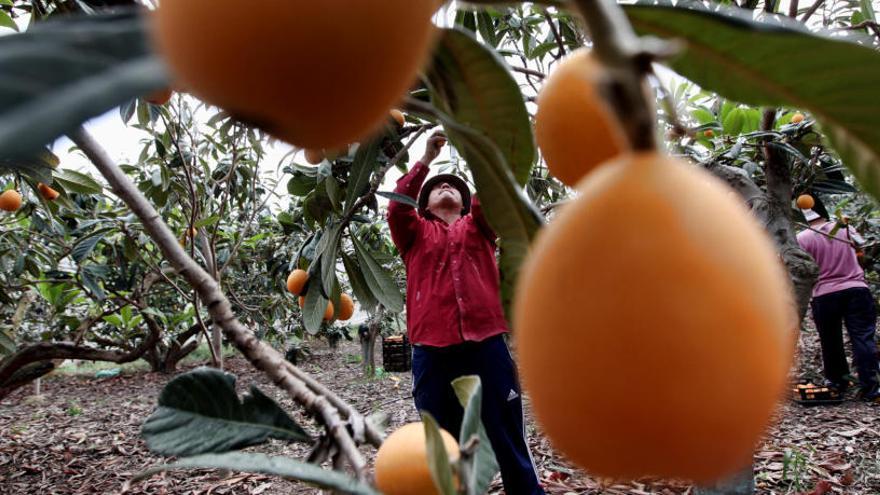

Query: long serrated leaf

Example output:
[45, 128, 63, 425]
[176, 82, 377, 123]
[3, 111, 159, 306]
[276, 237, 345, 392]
[134, 452, 379, 495]
[80, 267, 106, 301]
[71, 231, 106, 263]
[344, 139, 380, 212]
[0, 11, 169, 157]
[141, 368, 309, 456]
[341, 250, 379, 313]
[319, 224, 342, 303]
[422, 412, 458, 495]
[375, 190, 418, 208]
[451, 376, 499, 495]
[0, 11, 16, 31]
[624, 3, 880, 199]
[53, 169, 103, 194]
[302, 278, 328, 335]
[428, 28, 536, 186]
[351, 236, 404, 313]
[0, 148, 58, 183]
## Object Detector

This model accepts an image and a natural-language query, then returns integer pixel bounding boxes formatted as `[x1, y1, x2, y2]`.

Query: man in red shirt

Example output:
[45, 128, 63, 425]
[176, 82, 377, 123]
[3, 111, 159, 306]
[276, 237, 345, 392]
[388, 133, 544, 494]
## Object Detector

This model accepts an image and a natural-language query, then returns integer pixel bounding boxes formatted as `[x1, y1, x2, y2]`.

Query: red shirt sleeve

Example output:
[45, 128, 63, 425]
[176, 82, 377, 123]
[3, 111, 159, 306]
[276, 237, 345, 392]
[470, 195, 496, 241]
[387, 161, 429, 255]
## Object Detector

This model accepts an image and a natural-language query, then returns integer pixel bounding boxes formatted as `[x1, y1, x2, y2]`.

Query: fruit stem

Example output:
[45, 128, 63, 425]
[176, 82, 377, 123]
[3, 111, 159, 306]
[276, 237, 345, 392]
[571, 0, 660, 151]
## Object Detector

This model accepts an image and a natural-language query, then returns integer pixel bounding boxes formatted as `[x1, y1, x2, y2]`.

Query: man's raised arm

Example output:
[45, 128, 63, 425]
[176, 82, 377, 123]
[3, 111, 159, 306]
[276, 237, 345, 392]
[386, 132, 446, 254]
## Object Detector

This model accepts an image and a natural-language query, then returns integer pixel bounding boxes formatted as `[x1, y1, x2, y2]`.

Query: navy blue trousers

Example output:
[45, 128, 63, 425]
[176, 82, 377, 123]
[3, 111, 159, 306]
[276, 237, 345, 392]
[412, 334, 545, 495]
[811, 287, 880, 399]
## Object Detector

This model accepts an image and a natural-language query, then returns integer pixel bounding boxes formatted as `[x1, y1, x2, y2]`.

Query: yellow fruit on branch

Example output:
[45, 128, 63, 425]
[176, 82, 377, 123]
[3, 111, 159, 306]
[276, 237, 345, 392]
[514, 153, 796, 483]
[535, 48, 628, 187]
[0, 190, 22, 212]
[389, 109, 406, 127]
[375, 422, 459, 495]
[146, 88, 174, 105]
[338, 294, 355, 321]
[795, 194, 814, 210]
[286, 269, 309, 295]
[37, 183, 60, 201]
[303, 149, 325, 165]
[790, 112, 805, 124]
[151, 0, 439, 149]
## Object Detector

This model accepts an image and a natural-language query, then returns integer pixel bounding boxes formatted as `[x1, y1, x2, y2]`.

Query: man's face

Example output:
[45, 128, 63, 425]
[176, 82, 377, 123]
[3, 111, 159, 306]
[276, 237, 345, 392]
[426, 182, 463, 213]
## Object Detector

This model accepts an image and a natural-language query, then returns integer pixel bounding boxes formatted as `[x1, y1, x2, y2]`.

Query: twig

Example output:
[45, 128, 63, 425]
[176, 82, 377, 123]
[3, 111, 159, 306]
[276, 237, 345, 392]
[511, 65, 546, 79]
[68, 126, 372, 479]
[338, 125, 431, 230]
[570, 0, 659, 151]
[543, 9, 567, 57]
[800, 0, 825, 23]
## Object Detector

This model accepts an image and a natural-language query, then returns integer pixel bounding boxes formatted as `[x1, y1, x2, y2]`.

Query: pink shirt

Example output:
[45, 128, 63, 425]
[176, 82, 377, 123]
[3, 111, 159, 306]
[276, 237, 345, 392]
[796, 221, 867, 298]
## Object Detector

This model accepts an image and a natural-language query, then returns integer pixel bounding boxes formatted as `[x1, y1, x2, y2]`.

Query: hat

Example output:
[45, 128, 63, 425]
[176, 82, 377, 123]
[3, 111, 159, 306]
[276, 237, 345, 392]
[418, 174, 472, 217]
[803, 209, 821, 222]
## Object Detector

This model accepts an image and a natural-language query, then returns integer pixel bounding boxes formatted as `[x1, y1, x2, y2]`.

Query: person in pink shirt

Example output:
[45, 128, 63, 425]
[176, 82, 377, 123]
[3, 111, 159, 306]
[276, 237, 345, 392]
[797, 209, 879, 403]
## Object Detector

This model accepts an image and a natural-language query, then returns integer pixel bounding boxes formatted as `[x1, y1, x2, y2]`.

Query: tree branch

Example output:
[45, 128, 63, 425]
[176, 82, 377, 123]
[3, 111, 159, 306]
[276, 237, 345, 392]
[68, 126, 374, 478]
[570, 0, 660, 151]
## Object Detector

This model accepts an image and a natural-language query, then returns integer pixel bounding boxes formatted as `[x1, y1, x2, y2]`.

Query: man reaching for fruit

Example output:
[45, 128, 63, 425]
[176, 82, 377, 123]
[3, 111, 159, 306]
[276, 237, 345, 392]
[387, 132, 545, 494]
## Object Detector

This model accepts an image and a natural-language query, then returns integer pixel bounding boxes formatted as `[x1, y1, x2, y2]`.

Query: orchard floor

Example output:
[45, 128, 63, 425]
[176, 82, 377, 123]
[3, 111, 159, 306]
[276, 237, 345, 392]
[1, 325, 879, 495]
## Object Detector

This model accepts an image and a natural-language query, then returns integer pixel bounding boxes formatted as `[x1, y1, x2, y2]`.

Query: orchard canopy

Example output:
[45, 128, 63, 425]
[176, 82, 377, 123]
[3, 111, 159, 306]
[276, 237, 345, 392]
[1, 1, 880, 494]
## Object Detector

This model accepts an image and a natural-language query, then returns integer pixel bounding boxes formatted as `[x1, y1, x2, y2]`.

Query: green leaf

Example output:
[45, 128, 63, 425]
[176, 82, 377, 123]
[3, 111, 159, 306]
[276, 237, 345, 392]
[141, 368, 309, 456]
[318, 224, 342, 309]
[103, 314, 124, 328]
[134, 452, 379, 495]
[341, 250, 379, 313]
[691, 107, 715, 125]
[325, 176, 342, 212]
[860, 0, 876, 22]
[428, 28, 536, 186]
[375, 191, 418, 208]
[344, 139, 380, 212]
[624, 3, 880, 199]
[0, 11, 16, 31]
[451, 376, 499, 495]
[0, 11, 169, 157]
[53, 169, 103, 195]
[287, 173, 316, 197]
[194, 216, 220, 228]
[422, 412, 458, 495]
[301, 280, 329, 335]
[722, 107, 745, 136]
[80, 267, 105, 301]
[0, 148, 59, 184]
[351, 235, 404, 313]
[72, 231, 106, 262]
[0, 329, 16, 356]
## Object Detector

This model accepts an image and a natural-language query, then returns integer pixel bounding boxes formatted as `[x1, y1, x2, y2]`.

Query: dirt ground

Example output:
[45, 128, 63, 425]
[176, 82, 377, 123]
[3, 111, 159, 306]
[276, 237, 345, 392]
[1, 324, 879, 495]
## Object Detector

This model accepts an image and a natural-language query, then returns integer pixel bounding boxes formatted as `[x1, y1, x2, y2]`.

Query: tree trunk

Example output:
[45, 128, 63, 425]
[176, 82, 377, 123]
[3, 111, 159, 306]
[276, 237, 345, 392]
[361, 306, 384, 377]
[699, 112, 819, 495]
[212, 324, 223, 369]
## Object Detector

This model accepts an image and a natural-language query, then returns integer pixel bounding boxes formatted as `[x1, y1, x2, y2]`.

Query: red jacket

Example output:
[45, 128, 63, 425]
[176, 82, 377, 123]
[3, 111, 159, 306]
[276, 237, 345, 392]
[387, 162, 509, 347]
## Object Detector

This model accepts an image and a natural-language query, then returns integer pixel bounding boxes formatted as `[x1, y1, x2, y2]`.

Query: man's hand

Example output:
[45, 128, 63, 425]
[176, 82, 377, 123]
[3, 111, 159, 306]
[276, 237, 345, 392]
[420, 131, 447, 165]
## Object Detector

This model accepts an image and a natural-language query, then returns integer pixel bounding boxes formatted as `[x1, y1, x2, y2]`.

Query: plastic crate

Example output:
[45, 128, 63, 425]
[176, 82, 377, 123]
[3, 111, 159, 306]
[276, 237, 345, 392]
[792, 383, 844, 406]
[382, 335, 411, 372]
